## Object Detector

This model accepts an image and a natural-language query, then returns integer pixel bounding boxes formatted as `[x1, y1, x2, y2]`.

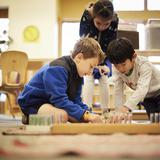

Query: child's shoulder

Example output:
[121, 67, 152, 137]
[49, 56, 75, 73]
[136, 56, 150, 65]
[81, 9, 92, 21]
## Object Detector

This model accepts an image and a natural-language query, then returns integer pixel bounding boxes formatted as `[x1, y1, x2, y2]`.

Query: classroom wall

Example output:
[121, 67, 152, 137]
[0, 0, 160, 58]
[59, 0, 160, 21]
[59, 0, 96, 21]
[0, 0, 59, 59]
[57, 0, 160, 55]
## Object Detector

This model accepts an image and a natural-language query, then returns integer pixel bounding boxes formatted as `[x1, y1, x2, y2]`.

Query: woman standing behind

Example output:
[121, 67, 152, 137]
[79, 0, 118, 111]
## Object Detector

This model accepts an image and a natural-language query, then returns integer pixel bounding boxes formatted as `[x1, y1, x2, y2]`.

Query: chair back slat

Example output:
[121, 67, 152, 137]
[0, 51, 28, 85]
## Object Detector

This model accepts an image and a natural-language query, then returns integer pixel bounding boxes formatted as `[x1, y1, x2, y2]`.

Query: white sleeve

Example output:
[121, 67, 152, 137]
[124, 63, 152, 109]
[113, 73, 125, 109]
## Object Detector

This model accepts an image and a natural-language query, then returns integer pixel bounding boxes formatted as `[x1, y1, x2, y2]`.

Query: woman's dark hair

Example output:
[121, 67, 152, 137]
[93, 0, 114, 20]
[107, 37, 135, 64]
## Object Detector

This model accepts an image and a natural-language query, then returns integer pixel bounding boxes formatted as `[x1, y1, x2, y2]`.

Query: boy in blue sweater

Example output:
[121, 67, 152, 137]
[18, 37, 105, 123]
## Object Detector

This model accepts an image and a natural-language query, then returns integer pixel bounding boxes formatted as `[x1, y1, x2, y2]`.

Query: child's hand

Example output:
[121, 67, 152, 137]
[104, 107, 132, 123]
[98, 65, 110, 76]
[119, 106, 132, 113]
[117, 106, 132, 123]
[104, 111, 121, 123]
[88, 113, 105, 123]
[83, 111, 105, 123]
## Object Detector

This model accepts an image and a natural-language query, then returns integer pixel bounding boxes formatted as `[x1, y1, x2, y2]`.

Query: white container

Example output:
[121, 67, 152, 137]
[144, 19, 160, 49]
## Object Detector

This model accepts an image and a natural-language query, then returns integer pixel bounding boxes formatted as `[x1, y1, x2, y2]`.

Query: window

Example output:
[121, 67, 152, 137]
[147, 0, 160, 10]
[137, 23, 145, 50]
[61, 22, 80, 56]
[0, 18, 9, 53]
[61, 21, 160, 70]
[113, 0, 144, 11]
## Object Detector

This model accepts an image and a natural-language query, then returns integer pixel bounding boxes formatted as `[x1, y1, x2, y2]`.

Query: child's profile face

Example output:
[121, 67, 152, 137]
[114, 58, 135, 76]
[75, 53, 99, 77]
[93, 16, 112, 31]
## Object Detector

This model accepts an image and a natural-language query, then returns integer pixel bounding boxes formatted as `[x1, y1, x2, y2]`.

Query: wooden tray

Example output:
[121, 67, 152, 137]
[51, 123, 160, 135]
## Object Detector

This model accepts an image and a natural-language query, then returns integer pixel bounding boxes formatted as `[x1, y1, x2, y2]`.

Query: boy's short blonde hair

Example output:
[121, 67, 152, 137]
[72, 37, 105, 64]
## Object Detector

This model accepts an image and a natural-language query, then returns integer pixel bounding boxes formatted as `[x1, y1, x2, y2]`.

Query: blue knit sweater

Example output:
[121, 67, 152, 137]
[18, 56, 89, 121]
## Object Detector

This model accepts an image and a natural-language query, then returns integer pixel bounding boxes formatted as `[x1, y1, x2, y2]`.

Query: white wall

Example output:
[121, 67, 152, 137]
[0, 0, 58, 59]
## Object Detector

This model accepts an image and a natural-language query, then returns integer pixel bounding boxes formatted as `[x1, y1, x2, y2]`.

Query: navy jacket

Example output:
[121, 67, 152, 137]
[18, 56, 89, 121]
[80, 10, 119, 79]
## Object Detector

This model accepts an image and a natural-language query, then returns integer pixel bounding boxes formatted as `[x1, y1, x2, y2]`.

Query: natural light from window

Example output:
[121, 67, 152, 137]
[147, 0, 160, 10]
[0, 18, 9, 52]
[62, 22, 80, 56]
[62, 22, 160, 70]
[113, 0, 144, 11]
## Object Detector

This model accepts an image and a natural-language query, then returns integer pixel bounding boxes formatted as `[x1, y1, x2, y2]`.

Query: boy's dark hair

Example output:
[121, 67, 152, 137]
[72, 37, 105, 64]
[107, 37, 135, 64]
[93, 0, 114, 20]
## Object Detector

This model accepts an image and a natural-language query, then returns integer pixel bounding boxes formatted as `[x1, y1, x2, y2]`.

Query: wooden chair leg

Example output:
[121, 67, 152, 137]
[5, 93, 15, 118]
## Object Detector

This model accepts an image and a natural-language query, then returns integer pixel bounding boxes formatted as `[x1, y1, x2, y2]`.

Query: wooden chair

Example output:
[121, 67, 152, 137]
[0, 51, 28, 117]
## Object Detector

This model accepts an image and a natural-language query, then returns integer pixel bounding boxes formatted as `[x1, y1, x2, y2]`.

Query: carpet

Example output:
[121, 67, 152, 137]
[0, 133, 160, 158]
